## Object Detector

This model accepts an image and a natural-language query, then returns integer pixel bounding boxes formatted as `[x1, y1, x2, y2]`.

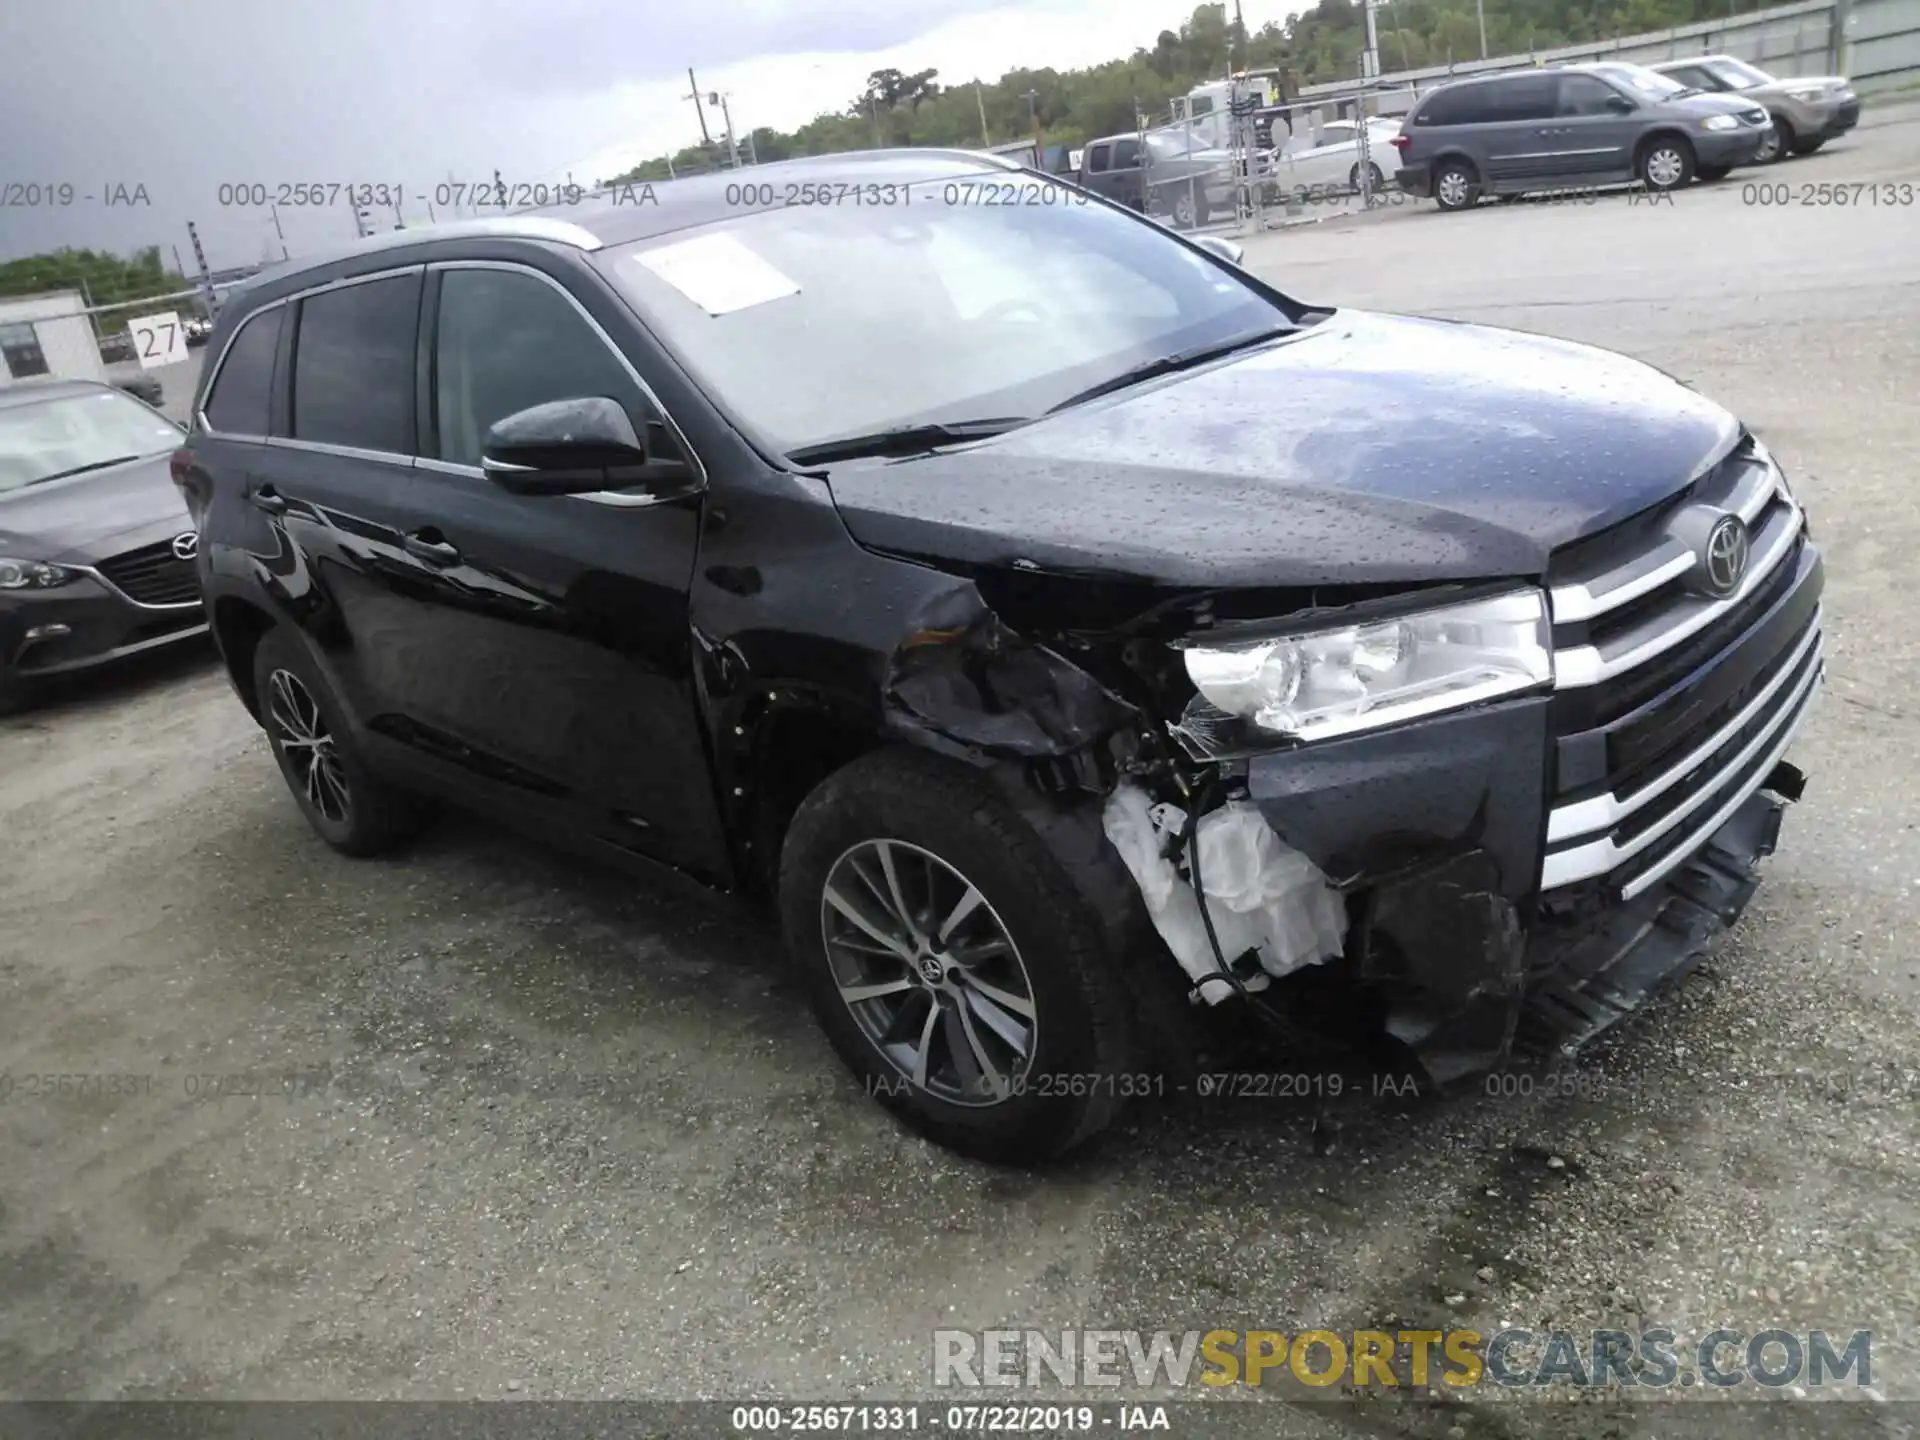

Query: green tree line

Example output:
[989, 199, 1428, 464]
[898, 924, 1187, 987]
[0, 247, 191, 334]
[610, 0, 1785, 181]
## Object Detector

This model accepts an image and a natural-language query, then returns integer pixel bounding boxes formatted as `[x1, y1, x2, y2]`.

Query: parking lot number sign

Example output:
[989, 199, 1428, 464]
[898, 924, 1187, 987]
[128, 312, 188, 370]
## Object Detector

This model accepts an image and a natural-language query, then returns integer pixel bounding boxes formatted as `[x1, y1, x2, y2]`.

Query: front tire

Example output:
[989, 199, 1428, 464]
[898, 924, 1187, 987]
[780, 749, 1136, 1163]
[252, 626, 429, 856]
[1350, 161, 1385, 193]
[1756, 118, 1791, 163]
[1433, 158, 1481, 211]
[1638, 135, 1695, 191]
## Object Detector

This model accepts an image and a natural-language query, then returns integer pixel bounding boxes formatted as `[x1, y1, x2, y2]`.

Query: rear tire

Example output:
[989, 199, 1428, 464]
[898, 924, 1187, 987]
[1637, 135, 1695, 191]
[1171, 187, 1208, 229]
[779, 749, 1137, 1163]
[252, 626, 430, 857]
[1433, 159, 1481, 211]
[1349, 161, 1386, 193]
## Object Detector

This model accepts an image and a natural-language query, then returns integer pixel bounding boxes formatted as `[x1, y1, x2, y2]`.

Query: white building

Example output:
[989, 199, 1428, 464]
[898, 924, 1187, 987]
[0, 290, 106, 391]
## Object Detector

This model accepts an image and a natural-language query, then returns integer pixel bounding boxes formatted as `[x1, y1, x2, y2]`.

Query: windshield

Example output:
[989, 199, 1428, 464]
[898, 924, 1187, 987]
[1705, 57, 1774, 88]
[599, 175, 1292, 455]
[1591, 63, 1692, 99]
[0, 388, 182, 494]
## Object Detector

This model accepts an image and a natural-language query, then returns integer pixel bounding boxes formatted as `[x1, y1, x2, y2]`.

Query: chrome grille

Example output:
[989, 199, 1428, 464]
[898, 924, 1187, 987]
[1540, 438, 1823, 898]
[95, 539, 202, 608]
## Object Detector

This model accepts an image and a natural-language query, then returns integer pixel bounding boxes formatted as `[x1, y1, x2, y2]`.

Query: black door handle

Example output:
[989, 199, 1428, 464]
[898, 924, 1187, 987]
[403, 531, 461, 566]
[251, 484, 288, 515]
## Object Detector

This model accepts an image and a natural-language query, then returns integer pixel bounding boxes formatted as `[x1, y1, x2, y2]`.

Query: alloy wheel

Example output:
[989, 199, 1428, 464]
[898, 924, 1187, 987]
[1646, 147, 1686, 188]
[819, 838, 1037, 1107]
[267, 668, 351, 825]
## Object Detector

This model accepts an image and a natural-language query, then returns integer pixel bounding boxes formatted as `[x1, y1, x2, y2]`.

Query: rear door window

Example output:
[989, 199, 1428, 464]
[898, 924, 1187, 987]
[1485, 75, 1560, 122]
[202, 306, 284, 436]
[290, 272, 421, 454]
[1086, 143, 1112, 173]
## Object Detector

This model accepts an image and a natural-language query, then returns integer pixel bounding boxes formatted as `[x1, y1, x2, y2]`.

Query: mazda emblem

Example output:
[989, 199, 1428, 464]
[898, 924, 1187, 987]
[1701, 514, 1749, 597]
[171, 532, 199, 562]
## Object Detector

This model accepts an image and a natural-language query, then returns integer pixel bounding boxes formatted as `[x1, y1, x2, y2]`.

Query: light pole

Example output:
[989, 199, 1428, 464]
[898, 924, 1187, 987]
[708, 91, 741, 167]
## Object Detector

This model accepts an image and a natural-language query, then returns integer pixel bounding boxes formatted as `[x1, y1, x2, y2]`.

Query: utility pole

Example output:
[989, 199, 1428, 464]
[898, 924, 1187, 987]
[685, 68, 713, 148]
[1361, 0, 1382, 80]
[976, 81, 991, 144]
[708, 91, 740, 167]
[1233, 0, 1246, 67]
[1024, 89, 1041, 166]
[1477, 0, 1489, 58]
[185, 220, 215, 314]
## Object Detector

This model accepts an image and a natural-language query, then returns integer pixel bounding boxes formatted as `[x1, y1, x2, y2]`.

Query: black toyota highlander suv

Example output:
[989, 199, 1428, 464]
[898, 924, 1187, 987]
[175, 149, 1823, 1161]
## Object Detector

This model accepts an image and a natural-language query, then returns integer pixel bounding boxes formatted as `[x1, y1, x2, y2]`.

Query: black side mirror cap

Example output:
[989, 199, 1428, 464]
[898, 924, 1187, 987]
[480, 396, 690, 497]
[1607, 95, 1636, 113]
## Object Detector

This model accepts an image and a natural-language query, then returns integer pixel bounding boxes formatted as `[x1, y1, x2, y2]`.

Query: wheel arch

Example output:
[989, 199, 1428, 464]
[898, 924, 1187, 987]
[1634, 127, 1696, 166]
[211, 593, 278, 722]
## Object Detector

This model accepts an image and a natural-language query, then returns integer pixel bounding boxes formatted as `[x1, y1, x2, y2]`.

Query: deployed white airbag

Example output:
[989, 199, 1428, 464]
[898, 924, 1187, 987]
[1102, 783, 1346, 1004]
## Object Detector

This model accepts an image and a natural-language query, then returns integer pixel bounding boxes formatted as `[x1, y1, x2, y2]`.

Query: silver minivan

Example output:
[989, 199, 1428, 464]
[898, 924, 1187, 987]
[1392, 63, 1772, 210]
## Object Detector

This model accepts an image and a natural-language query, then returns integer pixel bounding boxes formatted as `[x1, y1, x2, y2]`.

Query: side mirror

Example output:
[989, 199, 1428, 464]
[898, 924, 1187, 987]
[1192, 234, 1244, 266]
[480, 396, 683, 497]
[1606, 94, 1635, 114]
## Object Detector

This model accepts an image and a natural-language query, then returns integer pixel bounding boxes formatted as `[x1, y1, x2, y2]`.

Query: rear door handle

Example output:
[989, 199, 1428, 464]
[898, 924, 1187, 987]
[403, 530, 461, 566]
[251, 483, 288, 515]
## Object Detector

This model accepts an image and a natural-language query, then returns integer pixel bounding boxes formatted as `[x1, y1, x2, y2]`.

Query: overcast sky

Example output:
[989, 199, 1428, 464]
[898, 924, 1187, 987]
[1, 0, 1294, 273]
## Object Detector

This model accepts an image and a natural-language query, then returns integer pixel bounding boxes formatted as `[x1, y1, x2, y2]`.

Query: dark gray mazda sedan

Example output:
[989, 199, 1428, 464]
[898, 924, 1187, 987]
[0, 380, 205, 713]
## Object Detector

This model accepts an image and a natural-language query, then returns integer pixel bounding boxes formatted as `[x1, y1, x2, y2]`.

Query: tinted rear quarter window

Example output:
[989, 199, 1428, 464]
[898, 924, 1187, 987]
[1417, 83, 1497, 126]
[291, 272, 421, 453]
[203, 306, 284, 435]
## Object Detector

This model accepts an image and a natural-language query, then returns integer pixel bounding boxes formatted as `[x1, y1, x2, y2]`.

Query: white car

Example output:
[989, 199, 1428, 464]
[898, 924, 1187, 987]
[1270, 116, 1403, 195]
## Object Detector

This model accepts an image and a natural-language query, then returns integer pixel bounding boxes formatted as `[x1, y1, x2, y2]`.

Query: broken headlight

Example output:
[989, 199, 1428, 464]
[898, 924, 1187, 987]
[1178, 588, 1553, 744]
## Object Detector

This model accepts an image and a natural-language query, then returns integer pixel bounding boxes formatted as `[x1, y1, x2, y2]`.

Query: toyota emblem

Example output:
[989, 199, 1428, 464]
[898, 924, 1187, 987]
[171, 532, 199, 562]
[1701, 514, 1749, 597]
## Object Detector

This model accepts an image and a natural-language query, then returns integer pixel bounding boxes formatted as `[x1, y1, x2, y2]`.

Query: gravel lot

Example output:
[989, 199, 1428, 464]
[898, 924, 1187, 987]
[4, 113, 1918, 1435]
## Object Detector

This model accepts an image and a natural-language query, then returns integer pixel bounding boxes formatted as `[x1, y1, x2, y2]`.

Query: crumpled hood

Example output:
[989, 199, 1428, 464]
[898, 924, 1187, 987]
[825, 309, 1740, 589]
[0, 454, 190, 563]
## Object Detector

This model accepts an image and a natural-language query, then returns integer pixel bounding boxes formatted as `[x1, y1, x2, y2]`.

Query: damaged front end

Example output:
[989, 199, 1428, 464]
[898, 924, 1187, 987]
[872, 553, 1818, 1096]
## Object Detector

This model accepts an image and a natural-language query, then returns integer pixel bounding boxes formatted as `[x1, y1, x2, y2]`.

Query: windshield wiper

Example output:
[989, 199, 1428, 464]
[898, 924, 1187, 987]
[787, 418, 1031, 466]
[1048, 327, 1295, 414]
[28, 455, 144, 486]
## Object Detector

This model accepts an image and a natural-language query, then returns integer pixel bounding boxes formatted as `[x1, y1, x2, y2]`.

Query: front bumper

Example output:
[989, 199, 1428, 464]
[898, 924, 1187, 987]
[1229, 533, 1823, 1085]
[1695, 127, 1768, 168]
[1, 574, 206, 686]
[1816, 95, 1862, 137]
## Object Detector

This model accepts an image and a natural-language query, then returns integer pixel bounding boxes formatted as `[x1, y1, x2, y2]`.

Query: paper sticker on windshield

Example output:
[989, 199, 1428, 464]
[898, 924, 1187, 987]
[630, 233, 799, 316]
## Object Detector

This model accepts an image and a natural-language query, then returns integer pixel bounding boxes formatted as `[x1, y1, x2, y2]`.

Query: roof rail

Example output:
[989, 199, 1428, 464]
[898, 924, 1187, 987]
[245, 216, 602, 287]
